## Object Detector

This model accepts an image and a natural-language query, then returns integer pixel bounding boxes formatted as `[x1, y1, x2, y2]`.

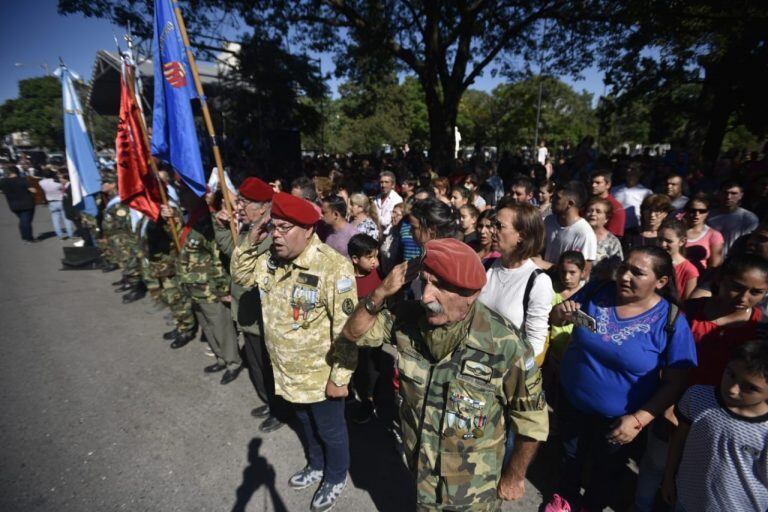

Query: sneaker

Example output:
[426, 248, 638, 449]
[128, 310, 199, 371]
[352, 400, 376, 424]
[311, 478, 346, 512]
[288, 466, 323, 490]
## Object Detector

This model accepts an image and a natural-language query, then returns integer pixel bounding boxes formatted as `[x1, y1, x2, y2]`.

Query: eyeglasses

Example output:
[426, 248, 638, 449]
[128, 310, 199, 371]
[492, 220, 509, 231]
[687, 208, 708, 214]
[267, 222, 296, 234]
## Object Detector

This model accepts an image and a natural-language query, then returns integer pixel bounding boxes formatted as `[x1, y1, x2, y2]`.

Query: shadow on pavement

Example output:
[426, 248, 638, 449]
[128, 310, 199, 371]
[232, 438, 288, 512]
[36, 230, 57, 241]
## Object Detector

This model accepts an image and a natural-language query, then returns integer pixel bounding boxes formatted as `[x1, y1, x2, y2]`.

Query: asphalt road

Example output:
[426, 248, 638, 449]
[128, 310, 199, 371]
[0, 206, 559, 512]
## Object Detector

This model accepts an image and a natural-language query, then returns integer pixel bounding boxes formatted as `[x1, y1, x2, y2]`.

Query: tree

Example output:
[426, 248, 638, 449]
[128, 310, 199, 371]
[59, 0, 615, 170]
[0, 76, 63, 148]
[486, 76, 596, 150]
[602, 0, 768, 163]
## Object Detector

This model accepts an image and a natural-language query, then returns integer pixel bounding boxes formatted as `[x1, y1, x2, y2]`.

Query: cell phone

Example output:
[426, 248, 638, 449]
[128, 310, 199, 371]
[572, 309, 597, 333]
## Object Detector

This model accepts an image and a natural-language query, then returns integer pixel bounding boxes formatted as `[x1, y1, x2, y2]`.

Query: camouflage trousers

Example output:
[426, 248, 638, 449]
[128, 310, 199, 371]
[121, 239, 142, 285]
[416, 499, 501, 512]
[163, 277, 196, 333]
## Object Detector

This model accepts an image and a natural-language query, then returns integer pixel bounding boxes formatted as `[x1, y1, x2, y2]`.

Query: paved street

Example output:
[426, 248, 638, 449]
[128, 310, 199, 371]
[0, 207, 557, 512]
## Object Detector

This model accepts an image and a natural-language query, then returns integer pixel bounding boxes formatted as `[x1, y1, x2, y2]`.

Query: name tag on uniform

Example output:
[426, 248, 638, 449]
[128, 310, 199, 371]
[336, 277, 353, 293]
[461, 360, 493, 382]
[297, 272, 319, 287]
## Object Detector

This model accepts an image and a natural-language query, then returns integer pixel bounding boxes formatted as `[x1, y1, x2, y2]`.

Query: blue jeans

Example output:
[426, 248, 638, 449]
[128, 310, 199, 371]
[48, 201, 74, 238]
[293, 398, 349, 484]
[556, 390, 634, 511]
[13, 208, 35, 241]
[634, 427, 670, 512]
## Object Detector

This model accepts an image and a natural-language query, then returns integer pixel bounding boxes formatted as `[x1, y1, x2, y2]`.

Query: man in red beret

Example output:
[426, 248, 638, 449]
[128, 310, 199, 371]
[339, 238, 549, 511]
[213, 176, 287, 430]
[231, 191, 358, 512]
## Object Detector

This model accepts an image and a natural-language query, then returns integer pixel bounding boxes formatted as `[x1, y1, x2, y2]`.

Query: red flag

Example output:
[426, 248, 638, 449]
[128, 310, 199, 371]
[116, 65, 161, 220]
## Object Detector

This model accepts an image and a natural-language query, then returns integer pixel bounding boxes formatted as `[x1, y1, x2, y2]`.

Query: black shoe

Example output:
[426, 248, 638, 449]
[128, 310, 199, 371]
[122, 288, 146, 303]
[220, 367, 242, 385]
[204, 363, 227, 373]
[170, 330, 196, 349]
[251, 405, 271, 418]
[101, 263, 119, 273]
[111, 278, 126, 286]
[115, 282, 133, 292]
[352, 400, 376, 425]
[259, 415, 285, 433]
[163, 329, 179, 340]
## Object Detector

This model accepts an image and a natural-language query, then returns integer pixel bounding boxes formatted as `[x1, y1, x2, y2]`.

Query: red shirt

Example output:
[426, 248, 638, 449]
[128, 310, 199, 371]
[355, 270, 382, 299]
[686, 298, 762, 386]
[605, 194, 626, 238]
[674, 259, 699, 297]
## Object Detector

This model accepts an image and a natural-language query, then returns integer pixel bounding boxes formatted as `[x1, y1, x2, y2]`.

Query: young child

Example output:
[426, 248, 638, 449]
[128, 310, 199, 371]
[658, 218, 699, 300]
[544, 251, 586, 402]
[348, 234, 383, 424]
[662, 339, 768, 512]
[686, 253, 768, 386]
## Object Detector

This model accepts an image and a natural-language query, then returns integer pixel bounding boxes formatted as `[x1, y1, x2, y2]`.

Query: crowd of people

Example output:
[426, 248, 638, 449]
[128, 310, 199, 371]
[2, 145, 767, 512]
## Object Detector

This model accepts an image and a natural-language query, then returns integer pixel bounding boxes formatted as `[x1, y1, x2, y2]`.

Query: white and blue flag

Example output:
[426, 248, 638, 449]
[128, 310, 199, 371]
[54, 64, 101, 210]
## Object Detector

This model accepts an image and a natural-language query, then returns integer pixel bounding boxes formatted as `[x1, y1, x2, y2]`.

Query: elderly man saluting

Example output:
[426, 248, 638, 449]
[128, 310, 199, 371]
[231, 192, 358, 512]
[337, 238, 548, 511]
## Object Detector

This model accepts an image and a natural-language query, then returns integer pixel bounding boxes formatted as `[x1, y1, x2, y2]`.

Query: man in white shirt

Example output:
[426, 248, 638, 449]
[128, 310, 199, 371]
[536, 140, 548, 166]
[373, 171, 402, 236]
[544, 181, 597, 276]
[707, 181, 759, 258]
[665, 174, 689, 211]
[612, 164, 651, 230]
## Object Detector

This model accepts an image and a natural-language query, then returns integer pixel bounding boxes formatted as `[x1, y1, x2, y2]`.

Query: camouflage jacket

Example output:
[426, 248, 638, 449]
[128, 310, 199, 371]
[355, 301, 549, 510]
[177, 215, 230, 303]
[214, 221, 270, 335]
[231, 234, 359, 403]
[102, 201, 132, 237]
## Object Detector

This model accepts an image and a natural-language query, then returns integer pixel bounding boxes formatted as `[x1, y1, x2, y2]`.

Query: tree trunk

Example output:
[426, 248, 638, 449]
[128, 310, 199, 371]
[423, 87, 459, 174]
[701, 87, 733, 166]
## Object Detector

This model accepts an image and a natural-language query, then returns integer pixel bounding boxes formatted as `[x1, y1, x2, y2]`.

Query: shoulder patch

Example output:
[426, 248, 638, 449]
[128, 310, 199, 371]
[342, 298, 355, 315]
[461, 360, 493, 382]
[336, 277, 354, 294]
[116, 208, 127, 217]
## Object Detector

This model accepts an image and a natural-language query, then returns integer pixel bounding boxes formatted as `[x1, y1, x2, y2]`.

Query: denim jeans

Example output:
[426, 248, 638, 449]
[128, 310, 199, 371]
[634, 427, 670, 512]
[13, 208, 35, 241]
[292, 398, 349, 484]
[48, 201, 74, 238]
[556, 390, 635, 511]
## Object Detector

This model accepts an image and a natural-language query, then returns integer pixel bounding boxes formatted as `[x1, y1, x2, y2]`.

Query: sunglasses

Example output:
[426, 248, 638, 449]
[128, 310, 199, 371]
[687, 208, 708, 214]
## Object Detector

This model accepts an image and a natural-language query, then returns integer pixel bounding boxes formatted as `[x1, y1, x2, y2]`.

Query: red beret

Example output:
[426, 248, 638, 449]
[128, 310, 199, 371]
[423, 238, 487, 291]
[271, 192, 320, 227]
[238, 177, 274, 202]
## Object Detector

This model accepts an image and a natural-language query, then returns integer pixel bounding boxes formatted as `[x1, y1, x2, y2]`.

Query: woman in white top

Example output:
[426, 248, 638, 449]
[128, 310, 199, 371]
[39, 169, 75, 239]
[478, 200, 554, 359]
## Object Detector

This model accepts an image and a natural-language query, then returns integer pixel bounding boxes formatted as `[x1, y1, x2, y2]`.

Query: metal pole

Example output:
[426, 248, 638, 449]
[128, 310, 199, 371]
[171, 0, 238, 242]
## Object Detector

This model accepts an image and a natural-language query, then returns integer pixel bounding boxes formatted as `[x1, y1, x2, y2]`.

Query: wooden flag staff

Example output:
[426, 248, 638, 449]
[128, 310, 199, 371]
[123, 63, 182, 253]
[171, 0, 238, 243]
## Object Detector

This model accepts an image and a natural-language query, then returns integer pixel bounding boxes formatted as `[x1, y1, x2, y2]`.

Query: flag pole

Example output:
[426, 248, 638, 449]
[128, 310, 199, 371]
[124, 63, 182, 253]
[170, 0, 238, 242]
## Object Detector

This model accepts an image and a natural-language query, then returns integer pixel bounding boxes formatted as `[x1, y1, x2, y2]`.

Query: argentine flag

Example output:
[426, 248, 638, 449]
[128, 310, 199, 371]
[53, 64, 101, 209]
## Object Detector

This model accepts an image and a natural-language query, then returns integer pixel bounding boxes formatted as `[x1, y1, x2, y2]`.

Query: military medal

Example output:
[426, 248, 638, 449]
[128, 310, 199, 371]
[292, 300, 301, 330]
[472, 415, 486, 438]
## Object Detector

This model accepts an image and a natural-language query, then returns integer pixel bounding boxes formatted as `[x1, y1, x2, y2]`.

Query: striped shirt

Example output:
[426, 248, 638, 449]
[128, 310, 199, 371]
[675, 385, 768, 512]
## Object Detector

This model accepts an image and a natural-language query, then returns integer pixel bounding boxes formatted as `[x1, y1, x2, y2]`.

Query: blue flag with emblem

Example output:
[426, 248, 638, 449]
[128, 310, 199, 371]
[150, 0, 206, 196]
[53, 64, 101, 212]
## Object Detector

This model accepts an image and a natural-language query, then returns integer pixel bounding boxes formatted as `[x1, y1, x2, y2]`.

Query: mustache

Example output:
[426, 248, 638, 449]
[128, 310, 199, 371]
[421, 301, 444, 315]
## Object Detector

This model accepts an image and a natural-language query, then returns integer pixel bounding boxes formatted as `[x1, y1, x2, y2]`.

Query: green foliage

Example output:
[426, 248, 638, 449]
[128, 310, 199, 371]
[0, 76, 64, 148]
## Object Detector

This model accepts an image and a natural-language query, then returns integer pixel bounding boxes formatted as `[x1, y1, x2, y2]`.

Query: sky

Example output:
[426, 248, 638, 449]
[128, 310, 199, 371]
[0, 0, 605, 104]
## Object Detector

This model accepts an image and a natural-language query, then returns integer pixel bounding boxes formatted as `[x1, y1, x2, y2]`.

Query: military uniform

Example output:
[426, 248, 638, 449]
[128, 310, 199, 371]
[178, 212, 240, 368]
[216, 223, 280, 408]
[232, 232, 358, 486]
[354, 301, 549, 511]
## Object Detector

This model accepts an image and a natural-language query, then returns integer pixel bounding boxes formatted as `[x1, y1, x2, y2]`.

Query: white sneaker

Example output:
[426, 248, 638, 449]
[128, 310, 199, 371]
[311, 477, 346, 512]
[73, 240, 85, 247]
[288, 466, 323, 490]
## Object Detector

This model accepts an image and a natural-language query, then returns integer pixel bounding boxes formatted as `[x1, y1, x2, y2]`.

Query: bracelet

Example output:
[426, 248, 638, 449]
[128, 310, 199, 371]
[631, 413, 644, 431]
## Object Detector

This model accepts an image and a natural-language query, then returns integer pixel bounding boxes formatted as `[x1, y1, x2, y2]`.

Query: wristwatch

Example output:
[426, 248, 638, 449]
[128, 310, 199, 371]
[363, 294, 384, 315]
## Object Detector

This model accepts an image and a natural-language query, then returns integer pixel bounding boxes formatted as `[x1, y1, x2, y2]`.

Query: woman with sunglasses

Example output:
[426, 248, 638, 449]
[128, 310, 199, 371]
[684, 193, 724, 272]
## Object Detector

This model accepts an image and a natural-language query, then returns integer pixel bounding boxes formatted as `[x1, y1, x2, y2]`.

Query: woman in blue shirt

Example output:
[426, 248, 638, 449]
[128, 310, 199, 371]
[547, 246, 697, 511]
